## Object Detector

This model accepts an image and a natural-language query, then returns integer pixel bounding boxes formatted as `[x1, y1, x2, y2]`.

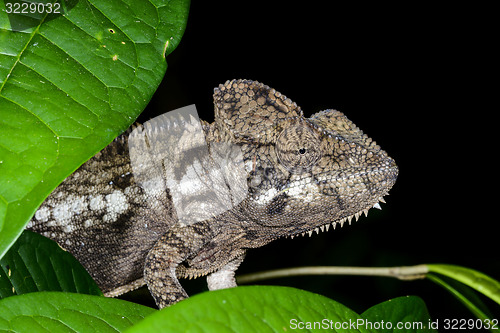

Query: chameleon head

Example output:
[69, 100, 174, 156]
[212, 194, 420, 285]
[214, 79, 398, 241]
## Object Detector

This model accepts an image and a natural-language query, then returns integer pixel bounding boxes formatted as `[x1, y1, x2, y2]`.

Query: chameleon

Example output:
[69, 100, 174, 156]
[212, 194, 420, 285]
[27, 79, 398, 308]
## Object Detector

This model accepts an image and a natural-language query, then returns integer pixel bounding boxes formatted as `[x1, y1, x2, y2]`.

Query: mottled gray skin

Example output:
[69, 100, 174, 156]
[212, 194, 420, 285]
[27, 79, 398, 308]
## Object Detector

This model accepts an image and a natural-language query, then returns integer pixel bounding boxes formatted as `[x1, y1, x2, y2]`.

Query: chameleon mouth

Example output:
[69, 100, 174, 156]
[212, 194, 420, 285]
[288, 195, 389, 239]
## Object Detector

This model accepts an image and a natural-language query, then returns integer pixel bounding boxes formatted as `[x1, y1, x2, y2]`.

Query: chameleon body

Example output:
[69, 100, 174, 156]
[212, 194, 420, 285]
[27, 79, 398, 308]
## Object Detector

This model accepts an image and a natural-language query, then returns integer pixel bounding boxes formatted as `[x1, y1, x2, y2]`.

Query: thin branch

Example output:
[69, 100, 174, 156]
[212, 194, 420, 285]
[236, 265, 429, 284]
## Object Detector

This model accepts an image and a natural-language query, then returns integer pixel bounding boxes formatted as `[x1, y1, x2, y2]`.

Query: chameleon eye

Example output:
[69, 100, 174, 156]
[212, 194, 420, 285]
[276, 122, 322, 173]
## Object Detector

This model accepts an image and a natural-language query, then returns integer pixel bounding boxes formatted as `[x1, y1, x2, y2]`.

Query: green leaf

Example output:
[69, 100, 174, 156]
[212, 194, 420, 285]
[0, 291, 156, 332]
[127, 286, 375, 333]
[427, 273, 494, 322]
[0, 0, 190, 259]
[361, 296, 437, 333]
[427, 264, 500, 305]
[0, 230, 101, 299]
[0, 286, 436, 332]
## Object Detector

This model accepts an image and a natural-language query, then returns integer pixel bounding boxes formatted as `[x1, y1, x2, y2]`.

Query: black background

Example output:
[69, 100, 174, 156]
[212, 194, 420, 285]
[136, 2, 498, 321]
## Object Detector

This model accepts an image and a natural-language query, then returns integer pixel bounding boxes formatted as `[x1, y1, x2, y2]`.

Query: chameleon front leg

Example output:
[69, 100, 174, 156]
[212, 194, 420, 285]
[144, 224, 208, 308]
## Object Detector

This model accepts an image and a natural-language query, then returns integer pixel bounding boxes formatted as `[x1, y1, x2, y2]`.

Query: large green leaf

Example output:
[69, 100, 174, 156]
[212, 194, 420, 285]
[127, 286, 375, 333]
[0, 0, 190, 259]
[0, 285, 438, 332]
[0, 230, 101, 299]
[361, 296, 437, 333]
[0, 292, 156, 332]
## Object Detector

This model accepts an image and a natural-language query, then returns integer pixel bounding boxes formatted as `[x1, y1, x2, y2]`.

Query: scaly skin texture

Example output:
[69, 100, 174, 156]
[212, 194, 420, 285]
[27, 79, 398, 308]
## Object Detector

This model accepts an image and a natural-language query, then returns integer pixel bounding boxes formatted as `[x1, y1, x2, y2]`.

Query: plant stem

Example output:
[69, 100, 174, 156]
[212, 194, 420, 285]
[236, 265, 429, 284]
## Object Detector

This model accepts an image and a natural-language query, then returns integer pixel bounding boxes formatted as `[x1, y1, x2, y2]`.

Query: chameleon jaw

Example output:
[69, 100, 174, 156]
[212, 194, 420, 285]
[288, 195, 388, 239]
